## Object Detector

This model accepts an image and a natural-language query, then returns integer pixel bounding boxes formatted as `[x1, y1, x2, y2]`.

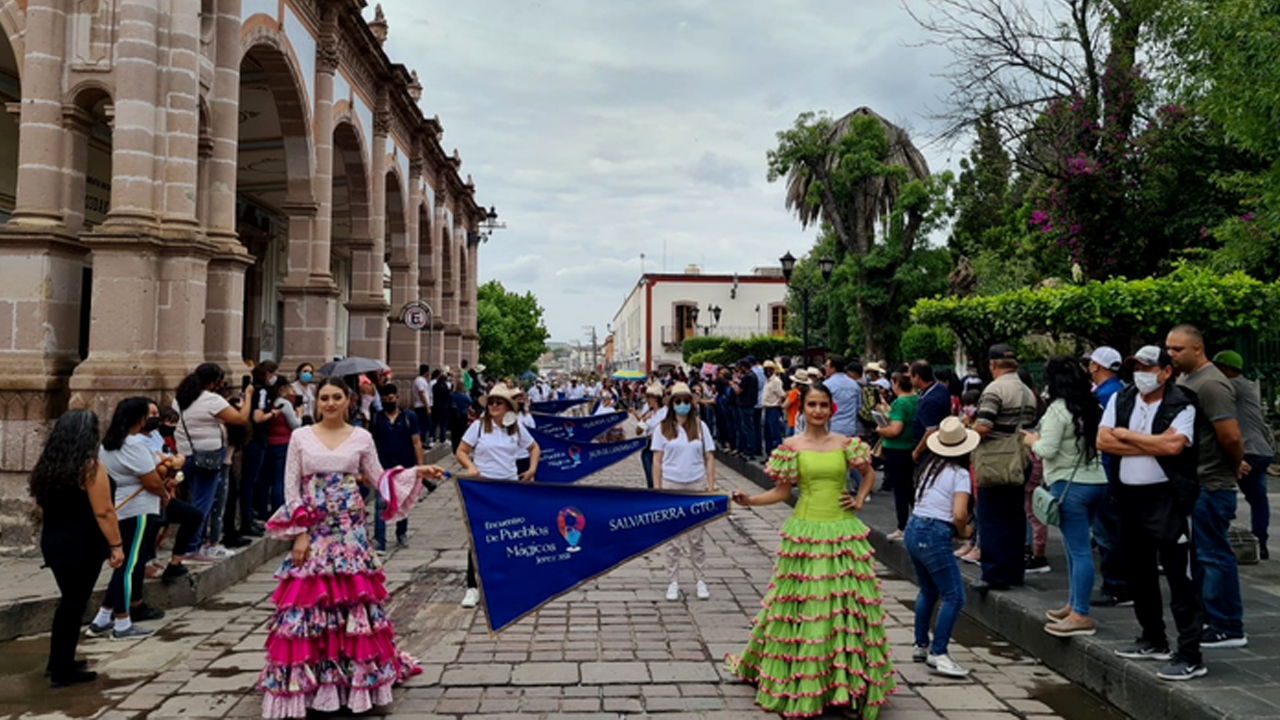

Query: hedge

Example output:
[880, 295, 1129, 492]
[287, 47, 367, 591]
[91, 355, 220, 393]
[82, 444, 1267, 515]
[682, 335, 803, 367]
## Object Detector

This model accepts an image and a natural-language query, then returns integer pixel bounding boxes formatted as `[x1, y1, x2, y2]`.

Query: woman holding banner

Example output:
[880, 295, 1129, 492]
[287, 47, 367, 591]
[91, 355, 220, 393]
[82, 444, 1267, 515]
[726, 381, 897, 719]
[259, 378, 445, 718]
[635, 383, 667, 488]
[652, 382, 716, 602]
[455, 384, 541, 609]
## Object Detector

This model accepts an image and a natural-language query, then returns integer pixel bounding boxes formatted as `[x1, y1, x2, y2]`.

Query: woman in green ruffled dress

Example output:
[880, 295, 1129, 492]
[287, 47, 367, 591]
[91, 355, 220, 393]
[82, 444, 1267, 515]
[727, 381, 897, 718]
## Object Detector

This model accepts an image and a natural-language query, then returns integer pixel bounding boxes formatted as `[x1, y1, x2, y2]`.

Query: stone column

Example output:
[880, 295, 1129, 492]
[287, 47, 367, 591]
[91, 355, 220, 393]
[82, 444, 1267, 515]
[105, 0, 160, 225]
[344, 105, 390, 360]
[387, 158, 422, 378]
[417, 186, 441, 369]
[442, 216, 462, 369]
[462, 229, 481, 363]
[159, 0, 201, 227]
[203, 0, 251, 368]
[279, 202, 336, 363]
[10, 0, 68, 225]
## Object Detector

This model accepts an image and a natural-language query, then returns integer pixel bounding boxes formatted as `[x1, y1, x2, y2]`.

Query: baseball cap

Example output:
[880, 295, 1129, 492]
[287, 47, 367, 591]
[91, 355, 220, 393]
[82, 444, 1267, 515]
[1087, 346, 1123, 372]
[1213, 350, 1245, 372]
[988, 343, 1018, 361]
[1133, 345, 1172, 368]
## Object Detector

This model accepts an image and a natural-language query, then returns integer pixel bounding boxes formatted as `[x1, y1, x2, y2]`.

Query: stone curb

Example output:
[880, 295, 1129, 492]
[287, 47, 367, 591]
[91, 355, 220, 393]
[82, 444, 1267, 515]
[716, 449, 1218, 720]
[0, 442, 454, 642]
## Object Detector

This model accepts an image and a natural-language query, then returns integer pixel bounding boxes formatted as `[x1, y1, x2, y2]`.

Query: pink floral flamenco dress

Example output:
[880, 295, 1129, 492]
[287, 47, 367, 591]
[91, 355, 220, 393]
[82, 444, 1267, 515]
[726, 438, 897, 718]
[258, 426, 427, 718]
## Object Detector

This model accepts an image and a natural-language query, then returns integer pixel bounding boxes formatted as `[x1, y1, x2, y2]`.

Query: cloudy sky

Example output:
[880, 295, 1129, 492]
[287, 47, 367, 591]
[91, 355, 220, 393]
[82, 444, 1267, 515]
[379, 1, 959, 343]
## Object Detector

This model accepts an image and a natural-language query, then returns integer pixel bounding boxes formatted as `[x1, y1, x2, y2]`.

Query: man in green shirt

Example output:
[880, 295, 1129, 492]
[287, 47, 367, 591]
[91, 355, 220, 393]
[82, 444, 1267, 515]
[1167, 324, 1247, 649]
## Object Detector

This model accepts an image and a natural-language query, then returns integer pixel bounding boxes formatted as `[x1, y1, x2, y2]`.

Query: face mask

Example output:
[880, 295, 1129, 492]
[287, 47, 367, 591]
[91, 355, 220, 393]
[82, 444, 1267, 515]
[159, 425, 176, 438]
[266, 375, 277, 387]
[1133, 371, 1162, 395]
[300, 372, 313, 384]
[382, 401, 397, 413]
[673, 402, 692, 416]
[143, 417, 161, 433]
[502, 411, 518, 427]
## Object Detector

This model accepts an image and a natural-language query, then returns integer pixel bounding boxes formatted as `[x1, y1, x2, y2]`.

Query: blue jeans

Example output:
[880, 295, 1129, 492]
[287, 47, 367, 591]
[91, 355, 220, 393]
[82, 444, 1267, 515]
[1239, 454, 1272, 548]
[640, 448, 655, 489]
[1051, 481, 1106, 615]
[207, 467, 228, 545]
[240, 442, 267, 525]
[266, 443, 289, 513]
[1193, 488, 1244, 636]
[763, 407, 783, 456]
[374, 493, 408, 550]
[735, 406, 758, 456]
[185, 464, 224, 553]
[905, 515, 965, 655]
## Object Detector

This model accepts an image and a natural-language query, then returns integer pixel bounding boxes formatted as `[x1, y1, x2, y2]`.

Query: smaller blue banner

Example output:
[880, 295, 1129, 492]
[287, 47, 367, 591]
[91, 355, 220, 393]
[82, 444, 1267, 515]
[531, 428, 648, 484]
[532, 411, 627, 441]
[530, 399, 590, 415]
[457, 479, 731, 632]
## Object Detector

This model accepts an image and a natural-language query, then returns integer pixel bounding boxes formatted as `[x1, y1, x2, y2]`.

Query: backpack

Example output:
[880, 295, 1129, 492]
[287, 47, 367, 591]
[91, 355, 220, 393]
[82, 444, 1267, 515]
[858, 381, 879, 424]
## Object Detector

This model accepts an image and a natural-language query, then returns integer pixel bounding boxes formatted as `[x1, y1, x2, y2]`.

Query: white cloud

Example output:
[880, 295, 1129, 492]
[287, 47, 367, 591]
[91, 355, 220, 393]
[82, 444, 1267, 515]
[379, 0, 958, 342]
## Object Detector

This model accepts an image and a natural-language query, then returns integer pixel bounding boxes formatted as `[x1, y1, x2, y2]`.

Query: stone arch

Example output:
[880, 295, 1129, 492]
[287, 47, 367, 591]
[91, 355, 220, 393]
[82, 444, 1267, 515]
[331, 119, 370, 244]
[384, 166, 408, 262]
[239, 37, 315, 202]
[0, 0, 23, 80]
[65, 83, 113, 232]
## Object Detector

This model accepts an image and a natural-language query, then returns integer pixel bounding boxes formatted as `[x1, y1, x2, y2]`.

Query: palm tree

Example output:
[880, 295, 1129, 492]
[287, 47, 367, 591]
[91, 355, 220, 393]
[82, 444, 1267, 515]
[772, 107, 932, 358]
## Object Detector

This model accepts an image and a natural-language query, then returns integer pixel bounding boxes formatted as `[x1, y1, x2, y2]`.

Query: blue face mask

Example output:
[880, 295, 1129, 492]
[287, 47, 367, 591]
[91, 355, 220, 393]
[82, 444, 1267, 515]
[300, 372, 314, 384]
[673, 402, 692, 416]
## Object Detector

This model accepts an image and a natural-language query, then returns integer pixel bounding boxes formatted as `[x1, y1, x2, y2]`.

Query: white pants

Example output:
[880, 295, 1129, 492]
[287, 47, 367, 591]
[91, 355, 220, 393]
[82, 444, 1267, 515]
[664, 476, 708, 583]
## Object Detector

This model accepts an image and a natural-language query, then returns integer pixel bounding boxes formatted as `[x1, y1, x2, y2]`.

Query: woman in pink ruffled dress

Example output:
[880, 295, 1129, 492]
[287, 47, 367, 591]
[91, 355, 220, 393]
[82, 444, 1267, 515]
[259, 377, 445, 718]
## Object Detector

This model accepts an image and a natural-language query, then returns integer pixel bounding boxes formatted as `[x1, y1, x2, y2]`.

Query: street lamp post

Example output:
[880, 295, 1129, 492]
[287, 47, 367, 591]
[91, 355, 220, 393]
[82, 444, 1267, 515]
[779, 252, 835, 358]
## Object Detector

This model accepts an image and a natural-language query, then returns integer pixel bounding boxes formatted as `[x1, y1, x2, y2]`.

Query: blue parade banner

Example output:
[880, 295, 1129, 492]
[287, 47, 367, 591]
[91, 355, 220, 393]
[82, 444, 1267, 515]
[532, 411, 627, 441]
[456, 478, 731, 633]
[530, 399, 590, 415]
[530, 428, 648, 484]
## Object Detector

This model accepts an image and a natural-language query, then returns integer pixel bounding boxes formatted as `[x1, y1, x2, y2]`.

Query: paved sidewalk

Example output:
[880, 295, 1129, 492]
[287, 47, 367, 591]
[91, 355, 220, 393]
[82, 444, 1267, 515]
[0, 452, 1110, 719]
[725, 451, 1280, 720]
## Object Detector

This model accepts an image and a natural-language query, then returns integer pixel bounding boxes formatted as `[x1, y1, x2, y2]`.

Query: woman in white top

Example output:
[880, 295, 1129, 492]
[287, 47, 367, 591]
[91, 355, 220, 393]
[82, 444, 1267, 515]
[173, 363, 251, 555]
[455, 384, 540, 608]
[635, 383, 666, 489]
[904, 416, 976, 678]
[652, 382, 716, 601]
[512, 389, 538, 476]
[290, 362, 317, 422]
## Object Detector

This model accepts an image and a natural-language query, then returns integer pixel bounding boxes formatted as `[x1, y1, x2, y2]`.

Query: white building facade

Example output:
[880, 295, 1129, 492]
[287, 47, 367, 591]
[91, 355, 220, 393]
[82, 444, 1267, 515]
[611, 266, 789, 372]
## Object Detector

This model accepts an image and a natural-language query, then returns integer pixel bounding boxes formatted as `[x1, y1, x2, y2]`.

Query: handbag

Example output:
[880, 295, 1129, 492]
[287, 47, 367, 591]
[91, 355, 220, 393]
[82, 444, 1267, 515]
[1032, 459, 1081, 527]
[973, 386, 1033, 488]
[179, 410, 225, 472]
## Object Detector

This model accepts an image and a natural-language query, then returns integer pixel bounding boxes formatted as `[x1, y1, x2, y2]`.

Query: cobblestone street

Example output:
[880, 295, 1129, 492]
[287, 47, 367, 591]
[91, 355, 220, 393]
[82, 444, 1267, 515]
[0, 453, 1116, 719]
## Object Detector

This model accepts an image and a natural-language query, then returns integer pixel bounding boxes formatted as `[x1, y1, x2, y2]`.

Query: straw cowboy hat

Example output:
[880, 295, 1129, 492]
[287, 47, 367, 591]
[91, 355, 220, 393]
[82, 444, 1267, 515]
[865, 362, 886, 374]
[645, 382, 666, 397]
[668, 382, 693, 397]
[790, 368, 814, 386]
[926, 416, 980, 457]
[482, 384, 521, 407]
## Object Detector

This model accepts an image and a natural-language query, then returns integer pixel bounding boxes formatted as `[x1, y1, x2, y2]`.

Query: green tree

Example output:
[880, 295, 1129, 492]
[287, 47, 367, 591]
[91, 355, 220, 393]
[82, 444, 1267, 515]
[768, 108, 939, 358]
[475, 280, 550, 379]
[949, 111, 1014, 261]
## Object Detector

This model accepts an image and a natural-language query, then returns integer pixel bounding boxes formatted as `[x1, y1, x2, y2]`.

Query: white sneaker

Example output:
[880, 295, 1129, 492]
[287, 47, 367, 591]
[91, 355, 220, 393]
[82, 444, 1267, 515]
[461, 588, 480, 608]
[926, 653, 969, 678]
[695, 580, 710, 600]
[203, 545, 235, 559]
[665, 582, 680, 601]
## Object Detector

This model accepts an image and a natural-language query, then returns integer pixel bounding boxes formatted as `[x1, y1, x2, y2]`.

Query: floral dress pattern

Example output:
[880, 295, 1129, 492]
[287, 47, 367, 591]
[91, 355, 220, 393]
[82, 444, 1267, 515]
[259, 426, 422, 718]
[726, 437, 898, 718]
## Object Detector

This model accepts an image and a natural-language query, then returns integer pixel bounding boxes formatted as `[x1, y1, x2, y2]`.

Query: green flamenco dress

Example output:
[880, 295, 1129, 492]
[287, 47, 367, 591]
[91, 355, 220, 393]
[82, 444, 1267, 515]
[727, 439, 897, 718]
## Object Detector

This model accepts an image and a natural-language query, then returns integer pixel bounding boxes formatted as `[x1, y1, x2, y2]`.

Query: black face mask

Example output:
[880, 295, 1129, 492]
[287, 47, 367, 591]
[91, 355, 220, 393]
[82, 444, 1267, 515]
[159, 425, 176, 438]
[143, 417, 161, 434]
[382, 401, 397, 413]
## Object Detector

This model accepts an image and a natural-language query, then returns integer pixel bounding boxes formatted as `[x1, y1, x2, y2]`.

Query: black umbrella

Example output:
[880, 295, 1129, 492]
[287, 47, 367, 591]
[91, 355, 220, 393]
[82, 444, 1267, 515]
[319, 357, 389, 377]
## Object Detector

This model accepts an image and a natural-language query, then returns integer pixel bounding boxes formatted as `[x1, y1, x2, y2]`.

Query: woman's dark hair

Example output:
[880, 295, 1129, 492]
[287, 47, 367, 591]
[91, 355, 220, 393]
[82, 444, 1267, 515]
[252, 360, 279, 387]
[176, 363, 225, 410]
[29, 409, 101, 510]
[1044, 355, 1102, 463]
[801, 381, 834, 409]
[103, 397, 155, 451]
[916, 452, 970, 505]
[296, 362, 313, 378]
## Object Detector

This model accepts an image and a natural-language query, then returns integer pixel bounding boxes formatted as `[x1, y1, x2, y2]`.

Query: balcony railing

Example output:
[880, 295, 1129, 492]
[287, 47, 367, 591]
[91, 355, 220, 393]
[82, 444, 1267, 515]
[660, 325, 776, 347]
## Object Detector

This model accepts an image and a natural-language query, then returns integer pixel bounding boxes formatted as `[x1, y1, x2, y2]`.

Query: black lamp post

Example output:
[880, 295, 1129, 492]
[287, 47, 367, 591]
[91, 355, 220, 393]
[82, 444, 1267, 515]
[780, 252, 835, 355]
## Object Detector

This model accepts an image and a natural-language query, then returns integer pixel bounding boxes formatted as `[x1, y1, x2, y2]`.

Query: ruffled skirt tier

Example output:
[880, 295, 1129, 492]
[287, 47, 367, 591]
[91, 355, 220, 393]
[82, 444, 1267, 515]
[728, 515, 897, 719]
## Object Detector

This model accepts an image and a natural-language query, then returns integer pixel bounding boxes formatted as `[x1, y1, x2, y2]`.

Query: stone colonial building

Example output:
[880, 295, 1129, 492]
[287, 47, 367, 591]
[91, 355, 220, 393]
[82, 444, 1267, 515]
[0, 0, 486, 543]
